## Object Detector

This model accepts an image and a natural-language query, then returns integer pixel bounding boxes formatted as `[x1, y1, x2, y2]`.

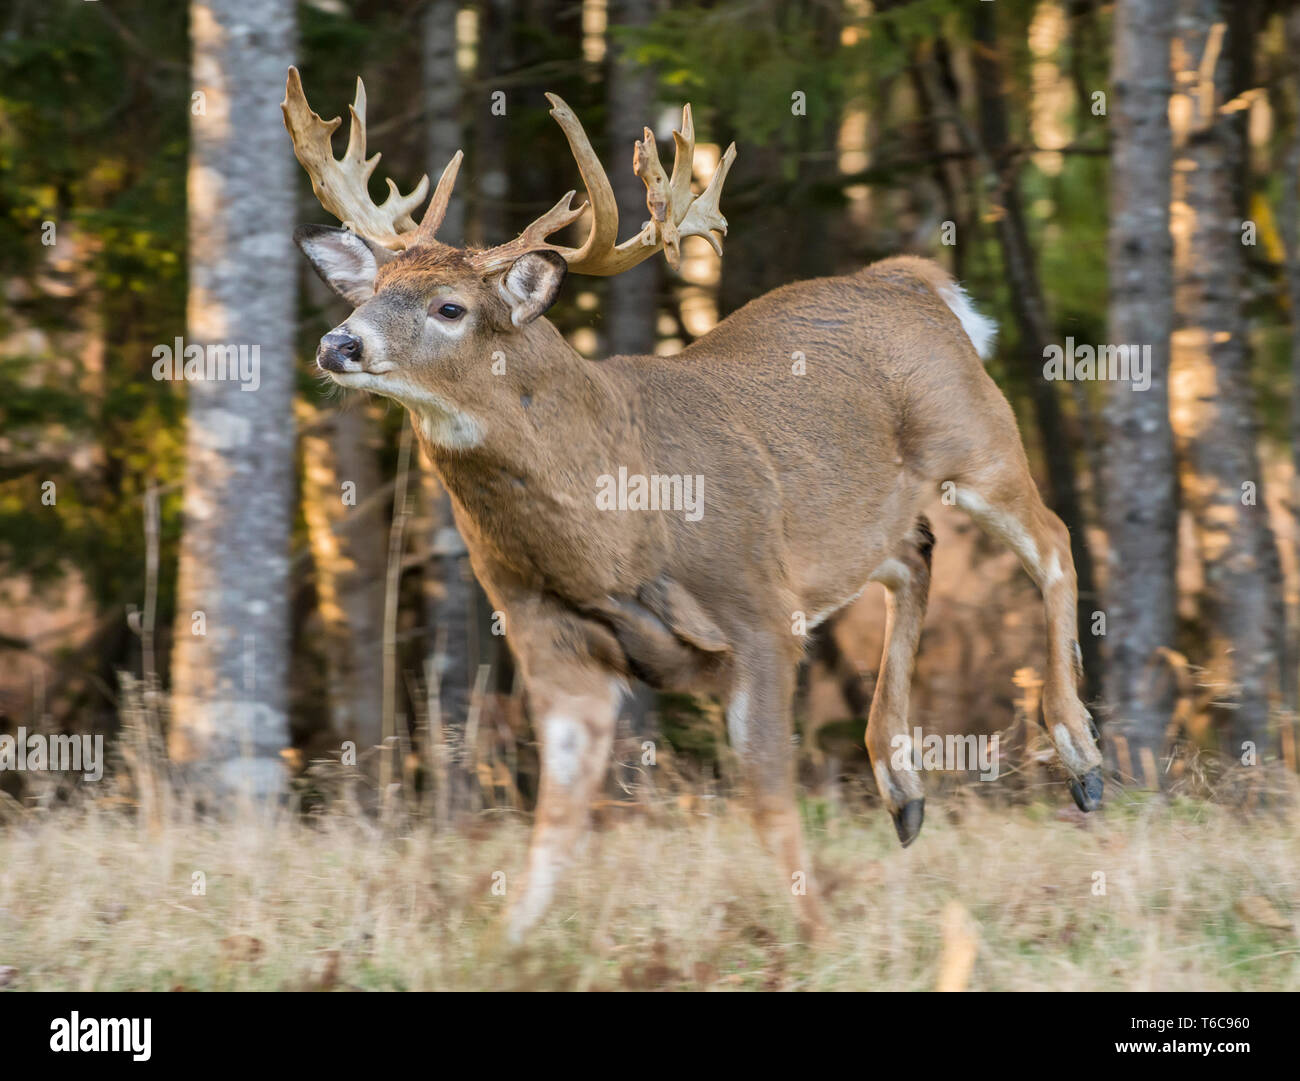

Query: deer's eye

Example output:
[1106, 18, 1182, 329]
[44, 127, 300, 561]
[433, 302, 466, 321]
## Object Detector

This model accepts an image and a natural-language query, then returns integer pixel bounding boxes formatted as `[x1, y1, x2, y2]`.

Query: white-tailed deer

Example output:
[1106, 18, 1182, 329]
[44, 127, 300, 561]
[282, 68, 1103, 941]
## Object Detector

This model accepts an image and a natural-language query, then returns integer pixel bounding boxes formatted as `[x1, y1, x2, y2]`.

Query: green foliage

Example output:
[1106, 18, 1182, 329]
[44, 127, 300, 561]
[629, 3, 844, 148]
[0, 2, 188, 631]
[656, 692, 722, 767]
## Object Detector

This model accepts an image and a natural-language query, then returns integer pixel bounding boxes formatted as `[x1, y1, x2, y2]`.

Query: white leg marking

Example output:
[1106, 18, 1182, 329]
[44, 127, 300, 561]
[873, 759, 902, 810]
[868, 557, 912, 591]
[726, 688, 750, 754]
[543, 715, 588, 787]
[808, 582, 868, 630]
[1051, 722, 1093, 776]
[955, 489, 1045, 582]
[506, 840, 562, 944]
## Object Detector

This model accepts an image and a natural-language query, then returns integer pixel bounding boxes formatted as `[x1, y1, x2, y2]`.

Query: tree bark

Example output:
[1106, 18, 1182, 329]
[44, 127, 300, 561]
[169, 0, 296, 798]
[421, 0, 465, 245]
[1101, 0, 1178, 785]
[605, 0, 660, 358]
[299, 400, 386, 750]
[1283, 10, 1300, 749]
[1170, 0, 1282, 759]
[473, 0, 513, 248]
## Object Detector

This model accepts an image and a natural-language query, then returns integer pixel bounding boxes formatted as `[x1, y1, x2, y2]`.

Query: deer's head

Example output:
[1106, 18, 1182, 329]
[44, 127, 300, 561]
[282, 68, 735, 440]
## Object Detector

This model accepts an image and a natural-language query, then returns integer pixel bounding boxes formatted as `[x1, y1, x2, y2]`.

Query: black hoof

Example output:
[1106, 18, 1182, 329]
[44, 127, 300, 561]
[1068, 767, 1104, 812]
[892, 798, 925, 847]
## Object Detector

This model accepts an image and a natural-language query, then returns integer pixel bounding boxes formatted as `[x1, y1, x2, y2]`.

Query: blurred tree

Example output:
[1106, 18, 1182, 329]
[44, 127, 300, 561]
[606, 0, 660, 357]
[1170, 0, 1283, 759]
[1280, 7, 1300, 738]
[423, 0, 467, 245]
[475, 0, 513, 247]
[167, 0, 296, 797]
[1101, 0, 1178, 785]
[298, 394, 387, 751]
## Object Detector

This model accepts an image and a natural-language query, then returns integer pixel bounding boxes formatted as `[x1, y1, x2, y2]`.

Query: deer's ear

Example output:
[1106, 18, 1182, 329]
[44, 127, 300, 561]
[498, 251, 567, 327]
[294, 225, 393, 306]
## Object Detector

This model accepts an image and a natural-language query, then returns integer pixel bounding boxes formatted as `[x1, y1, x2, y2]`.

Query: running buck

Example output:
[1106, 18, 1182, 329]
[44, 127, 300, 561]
[283, 68, 1103, 941]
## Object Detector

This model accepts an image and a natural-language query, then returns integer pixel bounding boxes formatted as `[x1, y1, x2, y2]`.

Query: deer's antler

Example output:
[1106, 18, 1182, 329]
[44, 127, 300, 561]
[283, 68, 736, 272]
[281, 67, 432, 251]
[470, 94, 737, 277]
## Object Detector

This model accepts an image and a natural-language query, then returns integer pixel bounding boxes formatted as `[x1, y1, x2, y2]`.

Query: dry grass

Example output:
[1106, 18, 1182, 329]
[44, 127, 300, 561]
[1, 784, 1298, 991]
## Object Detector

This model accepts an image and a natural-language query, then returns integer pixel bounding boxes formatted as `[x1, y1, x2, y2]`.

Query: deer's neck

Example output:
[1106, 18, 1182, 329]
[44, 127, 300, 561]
[414, 318, 638, 523]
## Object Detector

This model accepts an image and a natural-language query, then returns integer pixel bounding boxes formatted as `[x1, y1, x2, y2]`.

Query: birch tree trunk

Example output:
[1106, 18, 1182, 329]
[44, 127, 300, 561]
[169, 0, 296, 798]
[1101, 0, 1178, 785]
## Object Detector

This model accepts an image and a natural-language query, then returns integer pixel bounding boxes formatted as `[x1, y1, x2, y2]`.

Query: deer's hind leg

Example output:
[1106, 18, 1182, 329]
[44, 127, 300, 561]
[864, 516, 934, 847]
[950, 458, 1104, 810]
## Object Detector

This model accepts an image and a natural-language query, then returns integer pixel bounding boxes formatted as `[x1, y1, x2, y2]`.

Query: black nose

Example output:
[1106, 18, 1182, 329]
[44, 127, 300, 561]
[318, 330, 362, 372]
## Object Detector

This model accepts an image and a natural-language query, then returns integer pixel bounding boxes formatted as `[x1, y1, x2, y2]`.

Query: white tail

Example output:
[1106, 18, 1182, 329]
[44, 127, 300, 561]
[937, 281, 998, 360]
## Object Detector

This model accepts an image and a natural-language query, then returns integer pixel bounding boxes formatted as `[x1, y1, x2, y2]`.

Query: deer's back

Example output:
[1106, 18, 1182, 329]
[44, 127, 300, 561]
[602, 258, 997, 625]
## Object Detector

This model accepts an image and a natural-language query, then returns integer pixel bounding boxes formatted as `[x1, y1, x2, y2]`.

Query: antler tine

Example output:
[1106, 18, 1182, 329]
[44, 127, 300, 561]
[677, 141, 736, 257]
[469, 92, 624, 276]
[668, 104, 695, 212]
[412, 150, 466, 245]
[342, 78, 371, 172]
[633, 128, 678, 267]
[543, 93, 623, 263]
[282, 66, 431, 250]
[469, 193, 587, 275]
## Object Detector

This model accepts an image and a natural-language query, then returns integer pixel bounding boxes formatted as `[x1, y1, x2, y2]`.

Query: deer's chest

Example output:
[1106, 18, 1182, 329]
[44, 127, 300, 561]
[438, 460, 665, 601]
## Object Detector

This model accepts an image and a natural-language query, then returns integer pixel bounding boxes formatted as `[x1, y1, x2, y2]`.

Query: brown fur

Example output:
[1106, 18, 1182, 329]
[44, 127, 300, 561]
[306, 244, 1104, 943]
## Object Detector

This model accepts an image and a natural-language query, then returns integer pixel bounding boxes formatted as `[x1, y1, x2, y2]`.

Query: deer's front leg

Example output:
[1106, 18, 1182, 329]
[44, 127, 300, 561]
[504, 628, 623, 945]
[728, 629, 826, 937]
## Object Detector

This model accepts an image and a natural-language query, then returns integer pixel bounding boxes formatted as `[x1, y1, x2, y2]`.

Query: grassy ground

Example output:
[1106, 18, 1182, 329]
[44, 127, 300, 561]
[0, 787, 1297, 991]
